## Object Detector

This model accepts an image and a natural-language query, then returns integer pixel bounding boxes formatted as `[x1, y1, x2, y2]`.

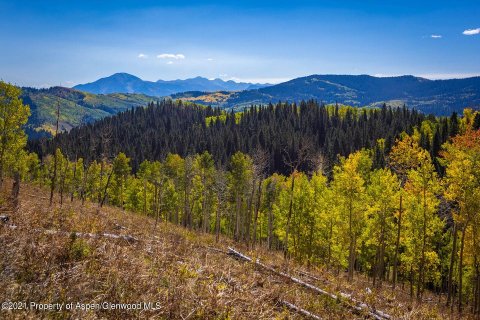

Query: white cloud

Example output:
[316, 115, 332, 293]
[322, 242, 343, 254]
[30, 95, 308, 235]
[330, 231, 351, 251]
[138, 53, 148, 59]
[157, 53, 185, 59]
[430, 34, 442, 39]
[207, 58, 214, 61]
[166, 61, 173, 65]
[463, 28, 480, 35]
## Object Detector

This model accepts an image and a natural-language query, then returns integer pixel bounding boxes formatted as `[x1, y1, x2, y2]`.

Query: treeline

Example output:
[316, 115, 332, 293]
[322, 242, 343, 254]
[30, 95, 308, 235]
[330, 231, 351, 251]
[28, 99, 460, 175]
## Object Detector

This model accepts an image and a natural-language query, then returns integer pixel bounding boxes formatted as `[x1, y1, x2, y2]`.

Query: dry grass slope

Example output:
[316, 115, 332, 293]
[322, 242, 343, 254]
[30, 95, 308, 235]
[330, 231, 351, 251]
[0, 181, 465, 319]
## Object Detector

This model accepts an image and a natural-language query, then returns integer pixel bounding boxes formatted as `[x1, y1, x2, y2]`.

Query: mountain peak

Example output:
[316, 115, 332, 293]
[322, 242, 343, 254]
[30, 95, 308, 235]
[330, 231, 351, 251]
[74, 74, 271, 96]
[106, 73, 143, 81]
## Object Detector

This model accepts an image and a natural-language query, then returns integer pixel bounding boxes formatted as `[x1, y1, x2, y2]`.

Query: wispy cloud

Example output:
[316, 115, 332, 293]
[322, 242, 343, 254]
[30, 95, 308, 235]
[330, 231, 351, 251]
[430, 34, 442, 39]
[157, 53, 185, 59]
[207, 58, 214, 61]
[463, 28, 480, 35]
[138, 53, 148, 59]
[166, 61, 173, 65]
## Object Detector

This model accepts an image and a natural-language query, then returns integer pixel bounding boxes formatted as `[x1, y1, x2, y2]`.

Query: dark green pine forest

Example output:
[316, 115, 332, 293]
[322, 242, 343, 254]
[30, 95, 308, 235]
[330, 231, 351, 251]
[29, 100, 458, 175]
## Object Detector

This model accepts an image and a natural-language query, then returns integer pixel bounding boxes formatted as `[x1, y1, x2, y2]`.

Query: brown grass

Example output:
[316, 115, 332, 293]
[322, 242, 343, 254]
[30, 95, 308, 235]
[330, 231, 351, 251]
[0, 181, 468, 319]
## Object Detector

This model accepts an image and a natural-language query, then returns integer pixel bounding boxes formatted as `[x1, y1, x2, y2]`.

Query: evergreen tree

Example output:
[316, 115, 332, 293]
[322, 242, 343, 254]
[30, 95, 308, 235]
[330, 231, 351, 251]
[473, 112, 480, 130]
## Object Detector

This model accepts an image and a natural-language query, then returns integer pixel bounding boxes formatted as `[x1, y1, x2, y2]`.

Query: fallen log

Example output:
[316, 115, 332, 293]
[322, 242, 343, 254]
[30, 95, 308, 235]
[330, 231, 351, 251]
[295, 269, 324, 282]
[227, 247, 391, 320]
[278, 299, 322, 320]
[297, 270, 380, 305]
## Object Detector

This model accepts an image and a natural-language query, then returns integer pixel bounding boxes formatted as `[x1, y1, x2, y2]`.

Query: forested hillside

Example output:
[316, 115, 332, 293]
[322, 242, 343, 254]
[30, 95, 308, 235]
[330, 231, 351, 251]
[3, 80, 480, 318]
[177, 75, 480, 116]
[21, 86, 156, 138]
[30, 99, 457, 174]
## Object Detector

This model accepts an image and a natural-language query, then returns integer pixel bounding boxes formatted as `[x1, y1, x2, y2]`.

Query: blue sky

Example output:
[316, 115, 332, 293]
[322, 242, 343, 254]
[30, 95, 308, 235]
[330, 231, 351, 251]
[0, 0, 479, 87]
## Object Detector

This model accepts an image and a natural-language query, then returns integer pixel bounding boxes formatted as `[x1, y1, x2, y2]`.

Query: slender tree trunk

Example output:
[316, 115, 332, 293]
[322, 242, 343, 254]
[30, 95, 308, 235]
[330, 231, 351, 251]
[459, 223, 468, 313]
[284, 174, 295, 260]
[410, 264, 414, 299]
[70, 158, 77, 202]
[268, 207, 273, 250]
[235, 193, 241, 241]
[98, 161, 104, 204]
[81, 165, 88, 206]
[154, 183, 162, 230]
[246, 181, 255, 244]
[49, 150, 58, 206]
[379, 233, 386, 286]
[327, 219, 333, 268]
[202, 173, 208, 233]
[183, 181, 189, 228]
[0, 99, 8, 189]
[99, 168, 114, 208]
[307, 219, 314, 269]
[476, 265, 480, 314]
[375, 208, 386, 287]
[11, 171, 20, 210]
[120, 178, 124, 211]
[215, 195, 221, 243]
[252, 179, 262, 247]
[473, 257, 479, 314]
[373, 247, 379, 287]
[348, 199, 355, 282]
[417, 186, 427, 301]
[59, 163, 66, 206]
[392, 193, 403, 289]
[152, 183, 157, 219]
[474, 232, 480, 315]
[49, 104, 60, 206]
[0, 145, 6, 190]
[447, 223, 458, 306]
[143, 179, 147, 215]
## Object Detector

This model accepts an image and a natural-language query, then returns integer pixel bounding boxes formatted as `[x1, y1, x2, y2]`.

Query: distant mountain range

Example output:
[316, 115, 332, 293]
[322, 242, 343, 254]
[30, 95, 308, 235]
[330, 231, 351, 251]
[174, 74, 480, 116]
[73, 73, 270, 96]
[21, 74, 480, 138]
